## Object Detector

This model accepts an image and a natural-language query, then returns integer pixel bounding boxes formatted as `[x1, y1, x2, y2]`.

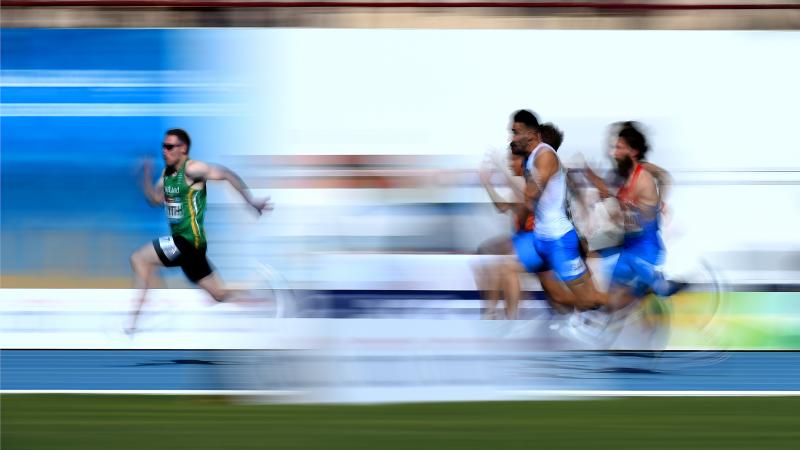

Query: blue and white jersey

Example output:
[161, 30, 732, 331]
[526, 142, 574, 239]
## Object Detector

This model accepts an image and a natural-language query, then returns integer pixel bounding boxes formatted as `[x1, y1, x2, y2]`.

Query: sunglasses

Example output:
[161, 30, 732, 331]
[162, 142, 183, 150]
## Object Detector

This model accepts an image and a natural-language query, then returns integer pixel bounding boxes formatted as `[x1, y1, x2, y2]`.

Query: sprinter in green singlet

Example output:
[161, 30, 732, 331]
[126, 128, 272, 334]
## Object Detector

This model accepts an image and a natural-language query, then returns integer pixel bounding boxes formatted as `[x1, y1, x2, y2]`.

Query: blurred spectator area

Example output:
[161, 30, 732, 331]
[232, 154, 462, 189]
[2, 1, 799, 29]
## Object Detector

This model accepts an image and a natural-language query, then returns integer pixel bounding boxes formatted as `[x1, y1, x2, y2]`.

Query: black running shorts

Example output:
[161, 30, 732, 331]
[152, 234, 213, 283]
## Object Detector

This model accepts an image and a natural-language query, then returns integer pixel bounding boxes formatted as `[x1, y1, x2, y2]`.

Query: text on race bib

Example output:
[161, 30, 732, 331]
[165, 198, 183, 223]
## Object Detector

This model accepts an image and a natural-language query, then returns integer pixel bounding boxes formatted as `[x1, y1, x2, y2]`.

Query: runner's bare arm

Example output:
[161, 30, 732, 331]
[583, 164, 613, 198]
[634, 168, 660, 208]
[640, 161, 672, 201]
[186, 161, 273, 215]
[480, 165, 518, 213]
[141, 161, 164, 206]
[525, 151, 558, 210]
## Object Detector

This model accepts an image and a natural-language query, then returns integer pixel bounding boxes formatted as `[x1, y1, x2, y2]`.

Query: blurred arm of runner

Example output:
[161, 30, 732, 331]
[186, 161, 274, 215]
[633, 166, 660, 218]
[497, 160, 527, 204]
[582, 163, 614, 199]
[640, 161, 672, 213]
[140, 159, 165, 206]
[525, 150, 558, 211]
[480, 164, 516, 213]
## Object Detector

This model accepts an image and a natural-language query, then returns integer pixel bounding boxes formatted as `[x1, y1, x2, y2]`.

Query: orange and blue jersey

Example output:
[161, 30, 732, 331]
[612, 163, 671, 297]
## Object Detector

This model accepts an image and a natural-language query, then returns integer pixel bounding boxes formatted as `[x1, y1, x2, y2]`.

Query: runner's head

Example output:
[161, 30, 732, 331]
[614, 121, 648, 177]
[163, 129, 191, 167]
[539, 122, 564, 151]
[510, 109, 541, 155]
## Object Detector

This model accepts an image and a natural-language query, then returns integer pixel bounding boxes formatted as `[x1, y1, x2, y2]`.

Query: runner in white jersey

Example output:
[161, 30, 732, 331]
[527, 141, 573, 239]
[475, 130, 577, 319]
[510, 110, 606, 310]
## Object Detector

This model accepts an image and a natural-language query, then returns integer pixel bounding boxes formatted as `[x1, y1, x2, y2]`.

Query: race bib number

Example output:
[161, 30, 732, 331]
[165, 197, 183, 224]
[623, 208, 642, 233]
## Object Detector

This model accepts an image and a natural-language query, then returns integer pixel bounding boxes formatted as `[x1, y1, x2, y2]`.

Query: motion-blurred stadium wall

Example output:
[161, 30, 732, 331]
[2, 1, 799, 29]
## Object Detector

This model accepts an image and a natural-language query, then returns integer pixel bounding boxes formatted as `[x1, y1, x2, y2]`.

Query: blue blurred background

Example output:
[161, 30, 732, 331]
[1, 29, 239, 285]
